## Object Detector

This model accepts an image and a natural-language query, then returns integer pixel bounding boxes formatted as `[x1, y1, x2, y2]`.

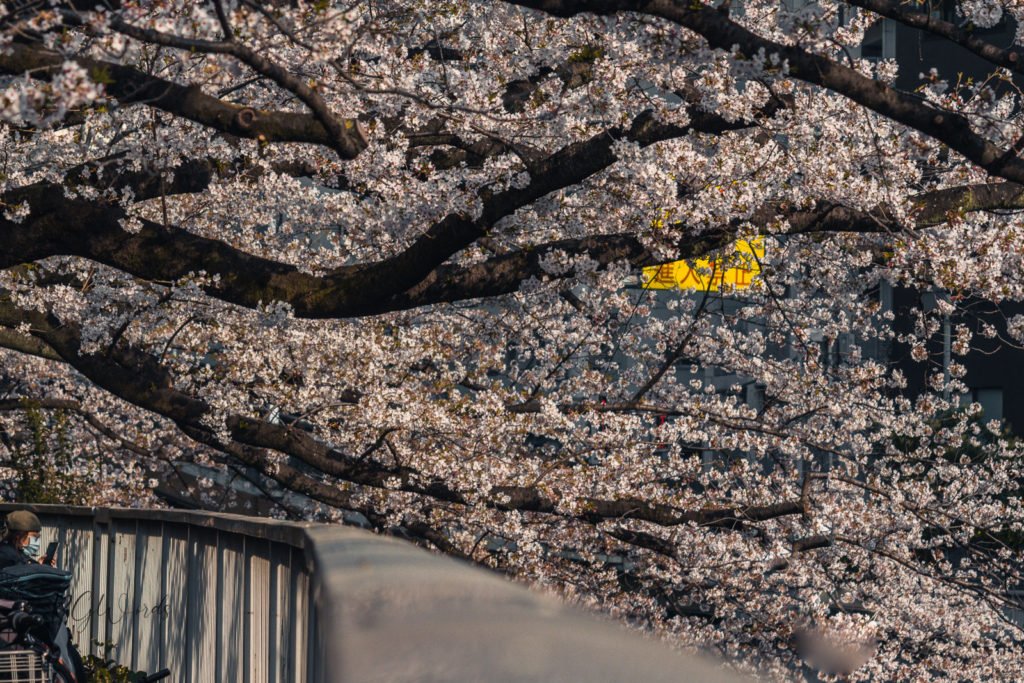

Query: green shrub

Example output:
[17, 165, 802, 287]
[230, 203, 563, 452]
[3, 401, 96, 505]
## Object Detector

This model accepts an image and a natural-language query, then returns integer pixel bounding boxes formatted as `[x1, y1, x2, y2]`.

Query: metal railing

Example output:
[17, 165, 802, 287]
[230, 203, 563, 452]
[0, 504, 742, 683]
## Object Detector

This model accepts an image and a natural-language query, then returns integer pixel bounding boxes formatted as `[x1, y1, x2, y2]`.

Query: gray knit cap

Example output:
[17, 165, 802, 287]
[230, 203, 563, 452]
[4, 510, 41, 533]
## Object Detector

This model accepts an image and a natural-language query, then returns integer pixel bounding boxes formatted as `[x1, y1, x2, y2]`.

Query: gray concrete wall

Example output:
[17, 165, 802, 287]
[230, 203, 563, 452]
[0, 504, 745, 683]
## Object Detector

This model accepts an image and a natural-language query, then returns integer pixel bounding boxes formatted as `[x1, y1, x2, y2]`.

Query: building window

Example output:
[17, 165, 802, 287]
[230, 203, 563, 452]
[958, 389, 1007, 421]
[928, 0, 955, 23]
[974, 387, 1004, 422]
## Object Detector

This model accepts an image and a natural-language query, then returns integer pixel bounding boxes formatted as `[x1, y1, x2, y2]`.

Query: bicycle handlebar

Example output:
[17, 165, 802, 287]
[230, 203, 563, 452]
[7, 610, 43, 634]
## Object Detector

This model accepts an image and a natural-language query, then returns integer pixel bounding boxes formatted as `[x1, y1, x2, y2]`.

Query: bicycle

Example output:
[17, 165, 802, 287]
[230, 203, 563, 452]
[0, 597, 77, 683]
[0, 593, 169, 682]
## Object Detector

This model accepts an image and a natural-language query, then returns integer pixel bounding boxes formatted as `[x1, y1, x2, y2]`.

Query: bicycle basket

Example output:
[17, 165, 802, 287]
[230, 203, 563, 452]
[0, 649, 54, 683]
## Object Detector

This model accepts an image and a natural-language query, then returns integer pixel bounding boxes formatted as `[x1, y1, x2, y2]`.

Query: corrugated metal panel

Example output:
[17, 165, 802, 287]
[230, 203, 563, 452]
[290, 552, 308, 683]
[217, 533, 244, 681]
[90, 517, 110, 658]
[133, 521, 164, 673]
[269, 540, 293, 683]
[63, 517, 94, 649]
[188, 528, 217, 683]
[162, 523, 190, 683]
[247, 539, 271, 683]
[109, 519, 137, 667]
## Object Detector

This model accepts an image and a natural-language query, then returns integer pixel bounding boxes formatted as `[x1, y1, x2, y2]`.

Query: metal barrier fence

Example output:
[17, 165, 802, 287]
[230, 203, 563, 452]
[0, 504, 742, 683]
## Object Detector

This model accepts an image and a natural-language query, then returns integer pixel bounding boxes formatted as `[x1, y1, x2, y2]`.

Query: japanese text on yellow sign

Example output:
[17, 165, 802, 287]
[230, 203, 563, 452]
[641, 238, 764, 291]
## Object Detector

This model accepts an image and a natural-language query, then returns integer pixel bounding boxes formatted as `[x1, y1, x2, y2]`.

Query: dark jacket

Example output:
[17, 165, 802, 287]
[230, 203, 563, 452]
[0, 541, 31, 571]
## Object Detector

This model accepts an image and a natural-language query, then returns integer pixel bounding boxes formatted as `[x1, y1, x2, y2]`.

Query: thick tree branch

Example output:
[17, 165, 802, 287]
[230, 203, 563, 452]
[505, 0, 1024, 183]
[107, 17, 368, 159]
[5, 172, 1022, 319]
[2, 102, 779, 317]
[0, 41, 362, 151]
[60, 152, 322, 202]
[393, 180, 1024, 307]
[0, 327, 61, 361]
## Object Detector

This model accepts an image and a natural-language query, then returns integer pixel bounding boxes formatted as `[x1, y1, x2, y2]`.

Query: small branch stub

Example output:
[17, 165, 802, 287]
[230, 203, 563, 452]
[234, 107, 258, 131]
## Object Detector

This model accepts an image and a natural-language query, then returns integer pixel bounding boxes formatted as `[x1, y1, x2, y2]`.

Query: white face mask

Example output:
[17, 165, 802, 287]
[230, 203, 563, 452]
[21, 537, 40, 559]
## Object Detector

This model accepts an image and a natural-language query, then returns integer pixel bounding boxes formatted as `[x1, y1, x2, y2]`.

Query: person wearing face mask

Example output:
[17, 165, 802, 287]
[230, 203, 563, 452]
[0, 510, 49, 569]
[0, 509, 84, 681]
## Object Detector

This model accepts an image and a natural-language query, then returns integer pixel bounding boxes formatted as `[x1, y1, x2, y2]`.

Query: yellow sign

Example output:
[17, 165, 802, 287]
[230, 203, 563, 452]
[641, 238, 764, 291]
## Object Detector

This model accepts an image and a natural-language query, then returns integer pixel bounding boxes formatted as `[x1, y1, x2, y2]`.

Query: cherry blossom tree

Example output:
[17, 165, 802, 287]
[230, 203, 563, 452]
[1, 0, 1024, 679]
